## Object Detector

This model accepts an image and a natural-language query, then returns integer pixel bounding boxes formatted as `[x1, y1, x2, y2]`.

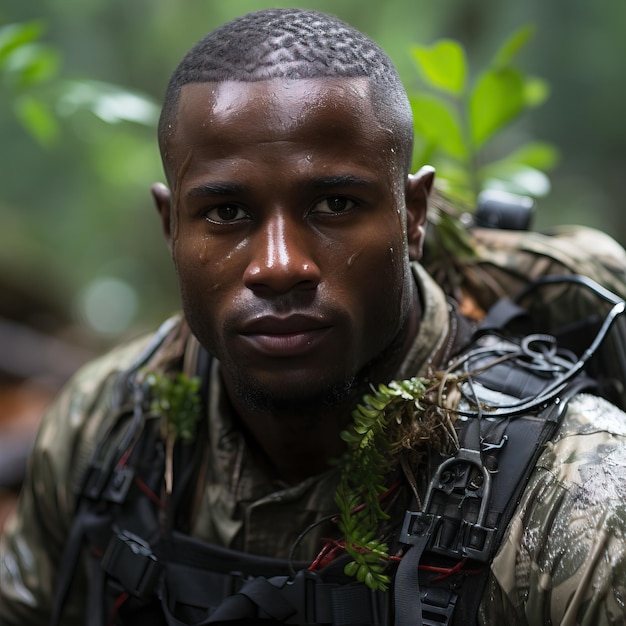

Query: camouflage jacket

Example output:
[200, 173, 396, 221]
[1, 263, 626, 625]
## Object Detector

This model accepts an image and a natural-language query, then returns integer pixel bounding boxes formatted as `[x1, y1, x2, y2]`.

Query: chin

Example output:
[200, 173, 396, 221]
[231, 371, 358, 417]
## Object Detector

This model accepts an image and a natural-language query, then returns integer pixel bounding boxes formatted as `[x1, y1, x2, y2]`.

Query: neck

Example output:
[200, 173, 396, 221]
[226, 389, 359, 484]
[223, 284, 422, 484]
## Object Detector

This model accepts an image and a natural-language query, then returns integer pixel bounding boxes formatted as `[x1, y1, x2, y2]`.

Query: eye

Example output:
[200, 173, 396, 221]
[311, 197, 356, 215]
[204, 204, 249, 224]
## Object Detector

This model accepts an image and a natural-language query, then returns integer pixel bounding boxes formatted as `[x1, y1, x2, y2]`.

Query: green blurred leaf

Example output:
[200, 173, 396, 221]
[57, 80, 159, 126]
[13, 94, 59, 146]
[524, 76, 550, 107]
[410, 39, 467, 96]
[481, 163, 552, 197]
[470, 67, 525, 149]
[0, 21, 44, 66]
[4, 43, 60, 88]
[494, 141, 560, 171]
[410, 93, 467, 159]
[493, 24, 535, 68]
[428, 164, 475, 207]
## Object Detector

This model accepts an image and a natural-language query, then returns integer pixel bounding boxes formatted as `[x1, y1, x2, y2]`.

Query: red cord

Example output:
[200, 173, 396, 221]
[308, 481, 403, 570]
[419, 558, 482, 583]
[108, 592, 129, 625]
[134, 476, 164, 508]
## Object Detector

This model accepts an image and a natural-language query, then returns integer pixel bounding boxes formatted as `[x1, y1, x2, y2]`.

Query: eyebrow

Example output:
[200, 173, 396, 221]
[311, 174, 374, 189]
[186, 174, 374, 198]
[187, 182, 246, 198]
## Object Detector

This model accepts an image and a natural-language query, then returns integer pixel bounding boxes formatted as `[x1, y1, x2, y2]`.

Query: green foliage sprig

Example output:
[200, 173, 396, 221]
[1, 19, 158, 149]
[408, 26, 559, 302]
[147, 371, 202, 495]
[0, 20, 61, 146]
[336, 377, 440, 591]
[409, 25, 558, 205]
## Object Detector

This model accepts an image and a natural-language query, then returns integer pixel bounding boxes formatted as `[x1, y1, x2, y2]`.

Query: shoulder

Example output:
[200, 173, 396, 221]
[27, 315, 187, 516]
[67, 314, 186, 406]
[0, 316, 188, 623]
[482, 392, 626, 624]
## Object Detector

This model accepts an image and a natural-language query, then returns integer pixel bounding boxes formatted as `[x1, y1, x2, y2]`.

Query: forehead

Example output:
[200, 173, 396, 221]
[164, 78, 397, 175]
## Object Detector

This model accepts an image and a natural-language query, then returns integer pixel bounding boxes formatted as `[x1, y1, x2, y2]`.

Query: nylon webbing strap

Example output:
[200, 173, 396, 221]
[237, 576, 297, 622]
[393, 534, 429, 626]
[159, 561, 386, 625]
[49, 510, 111, 626]
[331, 583, 386, 625]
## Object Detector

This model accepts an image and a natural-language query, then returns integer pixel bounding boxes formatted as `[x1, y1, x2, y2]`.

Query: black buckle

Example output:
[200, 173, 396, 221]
[102, 530, 162, 598]
[254, 569, 386, 625]
[401, 448, 497, 562]
[81, 463, 135, 503]
[401, 510, 496, 562]
[420, 587, 458, 626]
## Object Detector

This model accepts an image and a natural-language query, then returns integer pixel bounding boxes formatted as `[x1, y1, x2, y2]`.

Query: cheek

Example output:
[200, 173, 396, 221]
[173, 234, 232, 314]
[342, 229, 409, 313]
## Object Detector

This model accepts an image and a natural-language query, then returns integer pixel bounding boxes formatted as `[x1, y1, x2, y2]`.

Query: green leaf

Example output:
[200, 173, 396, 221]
[57, 79, 159, 126]
[410, 93, 467, 159]
[344, 561, 359, 577]
[492, 24, 535, 68]
[436, 211, 478, 261]
[524, 76, 550, 107]
[481, 163, 552, 197]
[428, 163, 474, 207]
[470, 67, 525, 149]
[0, 21, 45, 66]
[3, 43, 60, 88]
[410, 39, 467, 96]
[335, 376, 435, 591]
[13, 95, 59, 146]
[488, 141, 560, 172]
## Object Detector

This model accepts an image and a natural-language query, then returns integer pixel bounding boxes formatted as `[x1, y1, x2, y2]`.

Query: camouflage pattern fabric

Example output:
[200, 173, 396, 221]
[426, 223, 626, 411]
[463, 225, 626, 312]
[424, 223, 626, 319]
[479, 393, 626, 625]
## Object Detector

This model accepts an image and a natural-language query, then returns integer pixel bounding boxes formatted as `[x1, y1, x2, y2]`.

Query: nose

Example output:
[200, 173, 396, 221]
[243, 214, 321, 294]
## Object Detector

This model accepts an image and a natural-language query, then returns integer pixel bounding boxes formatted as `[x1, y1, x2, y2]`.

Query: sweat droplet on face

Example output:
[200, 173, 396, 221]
[347, 251, 360, 268]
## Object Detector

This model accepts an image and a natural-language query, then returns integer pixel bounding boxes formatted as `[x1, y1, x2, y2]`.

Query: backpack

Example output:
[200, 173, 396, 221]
[423, 206, 626, 410]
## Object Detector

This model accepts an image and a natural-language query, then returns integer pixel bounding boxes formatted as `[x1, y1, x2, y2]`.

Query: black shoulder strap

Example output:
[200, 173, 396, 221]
[393, 298, 604, 626]
[50, 325, 211, 626]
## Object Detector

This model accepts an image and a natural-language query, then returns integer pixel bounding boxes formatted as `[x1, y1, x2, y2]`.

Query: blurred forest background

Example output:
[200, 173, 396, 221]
[2, 0, 626, 357]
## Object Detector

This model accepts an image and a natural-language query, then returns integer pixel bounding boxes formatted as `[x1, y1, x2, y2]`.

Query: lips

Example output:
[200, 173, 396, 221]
[238, 314, 333, 358]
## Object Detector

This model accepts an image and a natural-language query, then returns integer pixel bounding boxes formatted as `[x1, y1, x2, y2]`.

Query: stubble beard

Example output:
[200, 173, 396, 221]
[227, 367, 361, 423]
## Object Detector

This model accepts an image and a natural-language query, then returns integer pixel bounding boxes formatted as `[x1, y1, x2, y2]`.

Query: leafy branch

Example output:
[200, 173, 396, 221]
[336, 376, 456, 591]
[1, 19, 159, 148]
[0, 20, 61, 146]
[409, 25, 558, 206]
[146, 371, 202, 495]
[408, 27, 559, 302]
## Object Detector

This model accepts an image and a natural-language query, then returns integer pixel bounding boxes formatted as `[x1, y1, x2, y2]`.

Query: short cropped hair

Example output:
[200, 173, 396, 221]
[158, 8, 414, 174]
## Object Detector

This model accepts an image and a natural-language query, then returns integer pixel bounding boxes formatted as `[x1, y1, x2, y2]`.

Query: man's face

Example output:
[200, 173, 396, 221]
[156, 78, 426, 409]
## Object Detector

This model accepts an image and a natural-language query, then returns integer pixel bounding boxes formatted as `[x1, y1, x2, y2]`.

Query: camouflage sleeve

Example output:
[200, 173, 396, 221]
[479, 393, 626, 625]
[0, 335, 155, 625]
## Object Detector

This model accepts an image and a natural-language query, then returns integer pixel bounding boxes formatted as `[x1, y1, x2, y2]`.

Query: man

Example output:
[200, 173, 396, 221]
[1, 8, 625, 625]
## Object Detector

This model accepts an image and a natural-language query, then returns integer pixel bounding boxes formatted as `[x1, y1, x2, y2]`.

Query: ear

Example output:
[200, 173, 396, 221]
[405, 165, 435, 261]
[151, 182, 173, 253]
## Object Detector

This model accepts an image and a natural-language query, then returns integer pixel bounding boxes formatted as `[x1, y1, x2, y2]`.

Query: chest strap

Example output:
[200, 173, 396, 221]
[101, 529, 389, 625]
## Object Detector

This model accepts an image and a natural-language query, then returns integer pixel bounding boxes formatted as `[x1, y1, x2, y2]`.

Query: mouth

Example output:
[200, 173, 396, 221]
[238, 314, 333, 358]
